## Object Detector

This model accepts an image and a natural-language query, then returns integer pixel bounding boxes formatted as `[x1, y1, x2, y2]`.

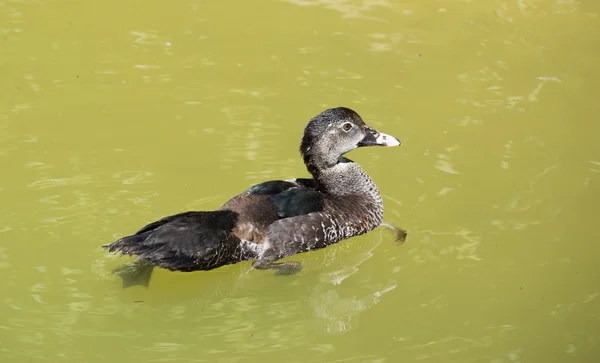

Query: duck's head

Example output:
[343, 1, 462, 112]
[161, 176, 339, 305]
[300, 107, 400, 170]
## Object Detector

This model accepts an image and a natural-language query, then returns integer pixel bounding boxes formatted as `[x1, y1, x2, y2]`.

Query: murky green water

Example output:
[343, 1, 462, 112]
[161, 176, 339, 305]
[2, 0, 599, 362]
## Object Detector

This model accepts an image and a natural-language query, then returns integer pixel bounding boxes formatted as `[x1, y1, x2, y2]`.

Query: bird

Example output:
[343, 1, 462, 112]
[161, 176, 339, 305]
[104, 107, 402, 287]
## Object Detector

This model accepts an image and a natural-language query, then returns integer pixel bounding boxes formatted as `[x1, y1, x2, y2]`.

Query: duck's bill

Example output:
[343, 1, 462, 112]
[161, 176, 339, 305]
[358, 127, 401, 147]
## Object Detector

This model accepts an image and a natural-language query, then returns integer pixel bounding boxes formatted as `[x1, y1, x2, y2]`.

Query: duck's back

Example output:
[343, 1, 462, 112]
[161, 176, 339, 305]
[219, 178, 323, 245]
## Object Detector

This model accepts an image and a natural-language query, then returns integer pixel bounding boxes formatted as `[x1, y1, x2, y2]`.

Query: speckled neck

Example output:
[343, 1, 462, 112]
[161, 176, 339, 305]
[311, 158, 384, 229]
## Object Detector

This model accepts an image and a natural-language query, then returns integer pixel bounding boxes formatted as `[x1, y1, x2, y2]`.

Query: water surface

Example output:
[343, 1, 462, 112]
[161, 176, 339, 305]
[1, 1, 599, 362]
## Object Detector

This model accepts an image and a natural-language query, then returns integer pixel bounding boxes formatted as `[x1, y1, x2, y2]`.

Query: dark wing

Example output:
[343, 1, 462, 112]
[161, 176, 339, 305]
[269, 188, 324, 218]
[219, 179, 324, 243]
[105, 210, 239, 271]
[246, 179, 324, 218]
[245, 180, 299, 195]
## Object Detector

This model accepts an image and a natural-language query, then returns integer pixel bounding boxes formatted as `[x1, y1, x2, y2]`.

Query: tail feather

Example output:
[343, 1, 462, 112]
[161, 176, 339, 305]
[105, 210, 240, 272]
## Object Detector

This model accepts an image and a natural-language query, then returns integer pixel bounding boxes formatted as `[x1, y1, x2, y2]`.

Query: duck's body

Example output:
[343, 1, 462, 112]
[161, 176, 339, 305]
[105, 107, 400, 285]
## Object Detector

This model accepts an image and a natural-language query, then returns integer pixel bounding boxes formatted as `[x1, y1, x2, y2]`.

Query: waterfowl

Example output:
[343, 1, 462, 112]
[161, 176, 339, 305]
[105, 107, 401, 287]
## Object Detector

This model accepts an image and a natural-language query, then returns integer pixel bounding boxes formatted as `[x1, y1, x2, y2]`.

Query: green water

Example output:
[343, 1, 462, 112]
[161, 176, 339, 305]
[2, 0, 599, 362]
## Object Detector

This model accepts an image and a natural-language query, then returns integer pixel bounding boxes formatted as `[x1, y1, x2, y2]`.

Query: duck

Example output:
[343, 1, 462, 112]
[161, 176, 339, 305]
[104, 107, 402, 287]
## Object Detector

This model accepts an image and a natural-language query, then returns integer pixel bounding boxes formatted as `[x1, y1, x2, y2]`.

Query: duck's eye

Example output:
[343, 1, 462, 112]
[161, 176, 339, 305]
[342, 122, 353, 132]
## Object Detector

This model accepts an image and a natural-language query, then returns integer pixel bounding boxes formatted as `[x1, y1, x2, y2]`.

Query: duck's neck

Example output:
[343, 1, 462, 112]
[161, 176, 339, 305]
[309, 157, 384, 235]
[305, 158, 383, 239]
[307, 156, 381, 201]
